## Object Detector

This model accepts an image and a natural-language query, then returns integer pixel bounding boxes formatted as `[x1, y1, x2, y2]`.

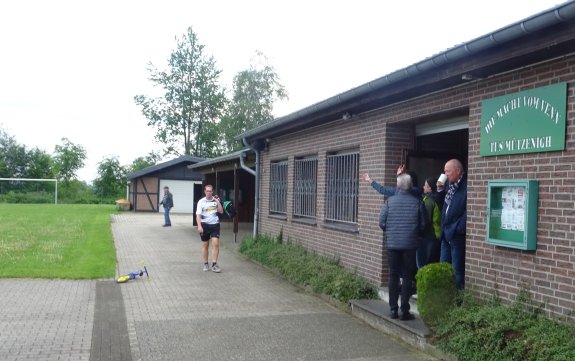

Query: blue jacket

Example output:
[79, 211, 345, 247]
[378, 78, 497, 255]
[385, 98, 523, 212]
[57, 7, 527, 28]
[379, 190, 427, 250]
[371, 180, 422, 198]
[440, 174, 467, 243]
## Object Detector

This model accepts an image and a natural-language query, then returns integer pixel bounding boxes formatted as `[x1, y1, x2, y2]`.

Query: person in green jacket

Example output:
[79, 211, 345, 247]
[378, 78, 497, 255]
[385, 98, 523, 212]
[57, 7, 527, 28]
[417, 177, 442, 268]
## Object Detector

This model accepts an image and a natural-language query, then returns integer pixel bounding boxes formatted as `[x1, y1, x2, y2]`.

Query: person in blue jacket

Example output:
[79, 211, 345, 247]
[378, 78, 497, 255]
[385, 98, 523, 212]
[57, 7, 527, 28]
[362, 164, 422, 197]
[438, 159, 467, 289]
[160, 186, 174, 227]
[379, 173, 427, 321]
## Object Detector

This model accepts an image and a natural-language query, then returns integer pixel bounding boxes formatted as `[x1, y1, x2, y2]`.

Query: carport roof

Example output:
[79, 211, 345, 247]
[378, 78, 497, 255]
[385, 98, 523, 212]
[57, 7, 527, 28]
[127, 155, 206, 180]
[189, 149, 252, 170]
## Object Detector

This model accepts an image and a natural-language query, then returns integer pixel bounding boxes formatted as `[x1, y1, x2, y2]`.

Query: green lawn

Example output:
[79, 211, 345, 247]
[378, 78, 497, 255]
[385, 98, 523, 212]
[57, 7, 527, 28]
[0, 204, 117, 279]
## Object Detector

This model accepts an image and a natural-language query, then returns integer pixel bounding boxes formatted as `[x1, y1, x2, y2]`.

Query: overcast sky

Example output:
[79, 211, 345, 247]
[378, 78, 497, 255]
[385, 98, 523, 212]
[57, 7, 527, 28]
[0, 0, 564, 182]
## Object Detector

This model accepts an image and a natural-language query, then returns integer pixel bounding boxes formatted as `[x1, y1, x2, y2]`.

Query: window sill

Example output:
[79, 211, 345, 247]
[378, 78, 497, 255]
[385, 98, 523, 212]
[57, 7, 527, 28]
[292, 217, 317, 226]
[268, 214, 287, 221]
[323, 222, 359, 234]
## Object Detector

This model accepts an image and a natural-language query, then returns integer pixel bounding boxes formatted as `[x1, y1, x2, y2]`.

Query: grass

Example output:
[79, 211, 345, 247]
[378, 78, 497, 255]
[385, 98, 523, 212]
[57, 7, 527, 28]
[239, 234, 379, 304]
[431, 290, 575, 361]
[0, 204, 117, 279]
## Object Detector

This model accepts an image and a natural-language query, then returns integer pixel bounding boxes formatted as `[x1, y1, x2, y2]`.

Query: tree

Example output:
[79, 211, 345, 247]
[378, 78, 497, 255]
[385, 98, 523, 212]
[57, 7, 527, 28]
[134, 27, 227, 158]
[127, 151, 162, 174]
[0, 129, 27, 178]
[0, 129, 55, 195]
[93, 156, 126, 199]
[0, 129, 53, 179]
[26, 148, 55, 180]
[53, 138, 86, 182]
[23, 148, 56, 193]
[220, 51, 288, 152]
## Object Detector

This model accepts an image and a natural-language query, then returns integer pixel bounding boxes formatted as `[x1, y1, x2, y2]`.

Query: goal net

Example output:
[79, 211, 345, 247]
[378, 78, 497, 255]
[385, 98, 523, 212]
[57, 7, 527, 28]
[0, 178, 58, 204]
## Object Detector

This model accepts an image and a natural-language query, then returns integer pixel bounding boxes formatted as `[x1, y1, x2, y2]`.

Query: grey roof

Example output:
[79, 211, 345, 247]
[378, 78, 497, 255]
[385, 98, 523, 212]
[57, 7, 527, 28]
[127, 155, 206, 180]
[238, 1, 575, 142]
[189, 149, 251, 170]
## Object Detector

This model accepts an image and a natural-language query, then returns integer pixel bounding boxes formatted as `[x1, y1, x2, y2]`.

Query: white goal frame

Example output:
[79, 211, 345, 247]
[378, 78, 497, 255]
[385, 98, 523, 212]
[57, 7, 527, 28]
[0, 178, 58, 204]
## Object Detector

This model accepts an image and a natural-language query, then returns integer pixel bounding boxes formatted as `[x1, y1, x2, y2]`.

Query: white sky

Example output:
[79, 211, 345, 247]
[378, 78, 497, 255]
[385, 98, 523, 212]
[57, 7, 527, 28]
[0, 0, 564, 182]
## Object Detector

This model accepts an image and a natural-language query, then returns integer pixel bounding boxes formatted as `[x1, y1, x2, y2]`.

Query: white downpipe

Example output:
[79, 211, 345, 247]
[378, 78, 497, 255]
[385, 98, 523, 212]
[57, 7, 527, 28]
[241, 139, 259, 239]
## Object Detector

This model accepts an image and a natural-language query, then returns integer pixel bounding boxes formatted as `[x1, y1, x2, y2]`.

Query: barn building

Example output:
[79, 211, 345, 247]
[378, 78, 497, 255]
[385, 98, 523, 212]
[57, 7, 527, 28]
[127, 155, 205, 214]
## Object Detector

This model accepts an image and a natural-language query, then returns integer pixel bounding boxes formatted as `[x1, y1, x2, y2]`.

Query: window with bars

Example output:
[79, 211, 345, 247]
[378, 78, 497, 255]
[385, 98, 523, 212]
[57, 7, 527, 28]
[293, 156, 317, 219]
[325, 150, 359, 225]
[269, 160, 288, 215]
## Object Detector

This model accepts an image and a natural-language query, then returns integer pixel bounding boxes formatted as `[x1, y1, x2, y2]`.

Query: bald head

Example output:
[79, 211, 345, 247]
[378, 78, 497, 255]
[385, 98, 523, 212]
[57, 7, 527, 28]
[444, 159, 464, 183]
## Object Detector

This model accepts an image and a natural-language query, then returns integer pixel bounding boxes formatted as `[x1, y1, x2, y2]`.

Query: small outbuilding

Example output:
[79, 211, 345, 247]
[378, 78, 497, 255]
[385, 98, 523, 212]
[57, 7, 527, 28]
[127, 155, 205, 214]
[189, 149, 257, 225]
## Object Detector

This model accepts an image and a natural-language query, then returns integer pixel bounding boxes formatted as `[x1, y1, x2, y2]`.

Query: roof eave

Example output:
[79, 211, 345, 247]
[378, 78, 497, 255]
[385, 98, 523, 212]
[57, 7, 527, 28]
[238, 1, 575, 143]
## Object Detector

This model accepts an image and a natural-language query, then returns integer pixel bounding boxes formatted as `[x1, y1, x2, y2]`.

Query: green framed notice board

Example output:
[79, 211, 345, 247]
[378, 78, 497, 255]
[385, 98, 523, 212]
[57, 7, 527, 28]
[487, 180, 538, 250]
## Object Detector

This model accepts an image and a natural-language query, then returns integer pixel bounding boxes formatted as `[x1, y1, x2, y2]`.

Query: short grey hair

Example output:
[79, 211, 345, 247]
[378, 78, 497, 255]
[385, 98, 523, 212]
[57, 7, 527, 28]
[396, 173, 413, 191]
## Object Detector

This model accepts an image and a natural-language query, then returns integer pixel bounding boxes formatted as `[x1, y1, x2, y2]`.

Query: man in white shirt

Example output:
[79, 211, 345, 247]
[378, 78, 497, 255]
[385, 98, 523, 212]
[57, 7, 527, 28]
[195, 184, 224, 272]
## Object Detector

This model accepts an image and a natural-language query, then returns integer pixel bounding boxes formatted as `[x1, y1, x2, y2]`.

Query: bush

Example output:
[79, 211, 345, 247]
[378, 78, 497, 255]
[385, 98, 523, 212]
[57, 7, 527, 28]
[432, 290, 575, 361]
[239, 234, 379, 304]
[415, 262, 457, 325]
[0, 191, 55, 204]
[0, 179, 117, 204]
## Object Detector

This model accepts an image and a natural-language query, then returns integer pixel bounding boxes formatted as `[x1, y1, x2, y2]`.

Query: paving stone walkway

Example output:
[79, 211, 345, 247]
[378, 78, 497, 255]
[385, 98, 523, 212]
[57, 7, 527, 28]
[0, 213, 437, 361]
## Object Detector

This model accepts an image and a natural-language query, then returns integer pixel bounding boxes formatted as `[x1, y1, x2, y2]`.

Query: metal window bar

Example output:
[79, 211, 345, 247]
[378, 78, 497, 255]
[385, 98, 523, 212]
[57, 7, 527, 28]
[293, 157, 317, 218]
[325, 151, 359, 224]
[269, 160, 288, 214]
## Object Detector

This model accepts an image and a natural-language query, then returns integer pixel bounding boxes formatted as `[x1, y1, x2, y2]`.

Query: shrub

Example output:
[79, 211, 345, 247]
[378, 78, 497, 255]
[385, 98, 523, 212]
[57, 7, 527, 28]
[239, 234, 379, 303]
[415, 262, 457, 325]
[432, 290, 575, 361]
[0, 191, 55, 204]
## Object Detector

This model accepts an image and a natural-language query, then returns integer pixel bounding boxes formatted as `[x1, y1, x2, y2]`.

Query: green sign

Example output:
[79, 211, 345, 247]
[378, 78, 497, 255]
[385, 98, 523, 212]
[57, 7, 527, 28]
[480, 82, 567, 156]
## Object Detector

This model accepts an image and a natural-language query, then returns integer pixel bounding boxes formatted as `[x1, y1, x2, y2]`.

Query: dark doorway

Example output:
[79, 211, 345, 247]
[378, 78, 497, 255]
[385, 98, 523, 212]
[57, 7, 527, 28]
[408, 128, 469, 187]
[193, 183, 204, 226]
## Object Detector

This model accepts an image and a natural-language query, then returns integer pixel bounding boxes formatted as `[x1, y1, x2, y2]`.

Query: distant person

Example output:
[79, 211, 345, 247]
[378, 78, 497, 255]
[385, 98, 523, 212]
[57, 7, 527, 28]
[160, 186, 173, 227]
[439, 159, 467, 289]
[379, 173, 427, 321]
[362, 164, 422, 197]
[417, 177, 441, 268]
[196, 184, 223, 273]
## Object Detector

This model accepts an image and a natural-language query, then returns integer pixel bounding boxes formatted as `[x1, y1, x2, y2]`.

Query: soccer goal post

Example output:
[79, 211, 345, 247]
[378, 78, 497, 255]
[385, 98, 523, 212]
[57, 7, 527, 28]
[0, 178, 58, 204]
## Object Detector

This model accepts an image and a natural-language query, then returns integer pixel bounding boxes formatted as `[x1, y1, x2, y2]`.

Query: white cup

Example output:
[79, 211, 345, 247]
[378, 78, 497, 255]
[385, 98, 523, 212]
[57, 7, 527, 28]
[438, 173, 447, 184]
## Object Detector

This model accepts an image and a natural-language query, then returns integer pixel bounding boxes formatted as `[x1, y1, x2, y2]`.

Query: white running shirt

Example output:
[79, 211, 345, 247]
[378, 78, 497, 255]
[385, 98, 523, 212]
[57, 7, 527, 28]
[196, 197, 220, 225]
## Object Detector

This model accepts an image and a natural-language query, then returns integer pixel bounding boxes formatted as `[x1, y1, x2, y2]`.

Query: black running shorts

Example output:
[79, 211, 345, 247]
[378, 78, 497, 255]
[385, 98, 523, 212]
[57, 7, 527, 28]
[200, 222, 220, 241]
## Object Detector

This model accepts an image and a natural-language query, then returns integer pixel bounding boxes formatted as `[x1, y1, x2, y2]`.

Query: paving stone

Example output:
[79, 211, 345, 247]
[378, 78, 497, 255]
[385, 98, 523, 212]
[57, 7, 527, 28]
[0, 213, 438, 361]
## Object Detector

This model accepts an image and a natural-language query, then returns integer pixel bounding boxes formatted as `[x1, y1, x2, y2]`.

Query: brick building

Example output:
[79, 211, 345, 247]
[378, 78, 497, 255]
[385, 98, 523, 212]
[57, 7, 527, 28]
[239, 2, 575, 319]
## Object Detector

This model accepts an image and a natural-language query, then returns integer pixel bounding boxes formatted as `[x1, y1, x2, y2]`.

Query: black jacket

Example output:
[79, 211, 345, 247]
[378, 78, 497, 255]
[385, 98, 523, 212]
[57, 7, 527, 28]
[160, 192, 174, 209]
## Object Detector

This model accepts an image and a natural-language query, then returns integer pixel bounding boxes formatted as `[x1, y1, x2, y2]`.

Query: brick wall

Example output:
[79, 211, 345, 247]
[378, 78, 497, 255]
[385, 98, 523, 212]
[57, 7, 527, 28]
[259, 112, 401, 285]
[258, 55, 575, 319]
[465, 57, 575, 319]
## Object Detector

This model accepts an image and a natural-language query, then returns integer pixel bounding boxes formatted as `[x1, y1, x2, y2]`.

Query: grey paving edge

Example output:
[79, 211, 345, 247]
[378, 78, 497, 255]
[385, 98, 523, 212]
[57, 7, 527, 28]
[351, 299, 457, 361]
[90, 280, 132, 361]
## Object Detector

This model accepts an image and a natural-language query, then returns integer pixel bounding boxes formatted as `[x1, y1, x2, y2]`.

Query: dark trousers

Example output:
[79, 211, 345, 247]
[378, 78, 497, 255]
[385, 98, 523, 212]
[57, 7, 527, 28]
[387, 249, 417, 314]
[416, 237, 441, 268]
